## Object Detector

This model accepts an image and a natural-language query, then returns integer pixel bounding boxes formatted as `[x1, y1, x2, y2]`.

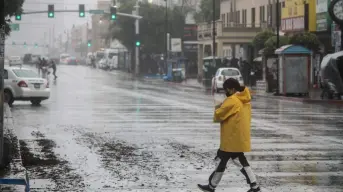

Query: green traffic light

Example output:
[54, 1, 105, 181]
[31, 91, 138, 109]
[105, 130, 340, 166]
[16, 15, 21, 20]
[49, 12, 54, 17]
[80, 12, 85, 17]
[88, 43, 91, 47]
[136, 41, 140, 46]
[111, 15, 116, 20]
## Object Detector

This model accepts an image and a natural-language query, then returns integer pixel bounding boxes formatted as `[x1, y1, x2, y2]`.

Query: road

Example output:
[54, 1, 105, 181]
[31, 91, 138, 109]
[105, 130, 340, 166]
[8, 65, 343, 191]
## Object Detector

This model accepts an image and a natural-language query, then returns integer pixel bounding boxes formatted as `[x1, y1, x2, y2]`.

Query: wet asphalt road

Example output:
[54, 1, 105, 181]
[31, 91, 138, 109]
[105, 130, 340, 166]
[10, 65, 343, 191]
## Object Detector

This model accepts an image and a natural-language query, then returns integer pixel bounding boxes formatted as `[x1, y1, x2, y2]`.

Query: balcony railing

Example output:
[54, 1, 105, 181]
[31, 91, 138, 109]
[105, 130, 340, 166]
[197, 21, 268, 40]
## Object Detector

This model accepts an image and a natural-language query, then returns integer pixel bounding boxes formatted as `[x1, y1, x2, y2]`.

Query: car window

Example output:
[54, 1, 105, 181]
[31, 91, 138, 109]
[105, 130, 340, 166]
[221, 69, 240, 76]
[4, 70, 8, 79]
[215, 70, 220, 76]
[12, 69, 39, 78]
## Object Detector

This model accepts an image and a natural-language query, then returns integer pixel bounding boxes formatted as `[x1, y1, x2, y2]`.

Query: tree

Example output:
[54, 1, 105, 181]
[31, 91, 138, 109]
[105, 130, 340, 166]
[3, 0, 25, 36]
[263, 36, 289, 56]
[289, 32, 321, 52]
[193, 0, 220, 23]
[252, 30, 274, 51]
[110, 0, 186, 54]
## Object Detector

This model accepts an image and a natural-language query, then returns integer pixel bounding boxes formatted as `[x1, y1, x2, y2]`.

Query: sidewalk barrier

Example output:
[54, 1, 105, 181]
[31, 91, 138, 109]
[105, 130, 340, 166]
[0, 103, 30, 192]
[0, 171, 30, 192]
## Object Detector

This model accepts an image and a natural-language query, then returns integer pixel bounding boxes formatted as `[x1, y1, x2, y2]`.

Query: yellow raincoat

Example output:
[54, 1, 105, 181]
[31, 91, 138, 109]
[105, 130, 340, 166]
[213, 87, 252, 152]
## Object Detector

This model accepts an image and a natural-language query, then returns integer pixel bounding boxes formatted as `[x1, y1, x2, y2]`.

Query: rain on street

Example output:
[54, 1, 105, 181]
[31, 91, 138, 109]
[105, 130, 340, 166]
[10, 65, 343, 191]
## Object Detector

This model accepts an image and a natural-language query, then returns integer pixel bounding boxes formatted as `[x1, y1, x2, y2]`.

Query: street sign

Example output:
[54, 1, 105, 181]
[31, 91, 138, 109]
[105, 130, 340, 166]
[89, 10, 104, 14]
[10, 23, 20, 31]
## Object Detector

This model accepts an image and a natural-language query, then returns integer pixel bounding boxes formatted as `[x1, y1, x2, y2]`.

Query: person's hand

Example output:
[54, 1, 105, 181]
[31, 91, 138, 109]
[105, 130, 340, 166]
[215, 103, 222, 109]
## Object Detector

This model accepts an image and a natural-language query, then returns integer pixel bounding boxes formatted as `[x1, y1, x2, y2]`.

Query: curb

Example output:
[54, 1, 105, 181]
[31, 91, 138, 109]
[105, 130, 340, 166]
[1, 104, 27, 185]
[253, 93, 343, 105]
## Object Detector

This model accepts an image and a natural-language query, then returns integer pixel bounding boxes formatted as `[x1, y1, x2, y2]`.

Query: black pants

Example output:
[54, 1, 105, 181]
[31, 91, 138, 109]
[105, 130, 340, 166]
[52, 69, 57, 78]
[208, 150, 252, 189]
[214, 150, 250, 172]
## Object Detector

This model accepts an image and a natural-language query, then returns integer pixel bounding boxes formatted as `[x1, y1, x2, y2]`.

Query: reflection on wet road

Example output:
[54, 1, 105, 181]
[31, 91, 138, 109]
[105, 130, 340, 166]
[11, 65, 343, 191]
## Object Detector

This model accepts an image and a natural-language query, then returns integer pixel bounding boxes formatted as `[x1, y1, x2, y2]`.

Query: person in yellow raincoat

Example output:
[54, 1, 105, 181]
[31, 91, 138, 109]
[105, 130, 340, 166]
[198, 78, 260, 192]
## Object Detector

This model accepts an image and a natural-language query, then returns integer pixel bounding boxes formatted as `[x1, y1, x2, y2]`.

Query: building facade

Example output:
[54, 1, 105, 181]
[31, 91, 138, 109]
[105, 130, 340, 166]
[91, 0, 112, 52]
[70, 23, 90, 57]
[280, 0, 316, 33]
[197, 0, 283, 77]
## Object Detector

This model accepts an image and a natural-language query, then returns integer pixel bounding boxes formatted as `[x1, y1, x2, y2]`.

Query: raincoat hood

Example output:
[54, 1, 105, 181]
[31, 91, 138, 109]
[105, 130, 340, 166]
[235, 87, 251, 104]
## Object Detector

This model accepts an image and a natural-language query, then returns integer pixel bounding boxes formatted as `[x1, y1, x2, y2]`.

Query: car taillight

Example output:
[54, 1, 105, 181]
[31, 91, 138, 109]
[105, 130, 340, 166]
[17, 80, 28, 87]
[218, 76, 222, 81]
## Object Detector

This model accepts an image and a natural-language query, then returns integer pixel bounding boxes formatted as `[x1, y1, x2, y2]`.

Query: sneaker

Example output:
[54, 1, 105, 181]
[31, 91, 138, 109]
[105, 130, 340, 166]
[197, 184, 215, 192]
[247, 186, 261, 192]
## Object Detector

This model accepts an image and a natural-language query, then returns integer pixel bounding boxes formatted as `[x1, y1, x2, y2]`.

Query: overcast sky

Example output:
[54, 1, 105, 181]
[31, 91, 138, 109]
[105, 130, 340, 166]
[7, 0, 103, 56]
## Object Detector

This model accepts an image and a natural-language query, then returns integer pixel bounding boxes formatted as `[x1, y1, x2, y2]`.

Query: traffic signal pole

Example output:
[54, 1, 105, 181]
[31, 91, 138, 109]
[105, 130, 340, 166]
[134, 2, 140, 76]
[21, 10, 142, 20]
[0, 4, 5, 167]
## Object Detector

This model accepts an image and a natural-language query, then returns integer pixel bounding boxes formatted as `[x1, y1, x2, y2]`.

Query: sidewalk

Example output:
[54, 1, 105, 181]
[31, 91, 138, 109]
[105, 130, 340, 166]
[0, 104, 27, 191]
[252, 87, 343, 106]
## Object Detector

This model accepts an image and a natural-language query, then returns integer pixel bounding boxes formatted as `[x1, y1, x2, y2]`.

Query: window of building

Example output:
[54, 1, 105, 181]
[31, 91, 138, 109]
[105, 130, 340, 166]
[237, 11, 240, 24]
[226, 13, 229, 26]
[251, 8, 256, 27]
[242, 9, 247, 27]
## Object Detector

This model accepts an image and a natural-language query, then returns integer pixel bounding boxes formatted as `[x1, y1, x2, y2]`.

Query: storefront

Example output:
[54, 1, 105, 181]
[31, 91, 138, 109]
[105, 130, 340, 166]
[315, 0, 333, 53]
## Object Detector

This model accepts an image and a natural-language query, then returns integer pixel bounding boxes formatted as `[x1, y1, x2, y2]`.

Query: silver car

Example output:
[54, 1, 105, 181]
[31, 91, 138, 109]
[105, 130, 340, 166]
[4, 66, 50, 106]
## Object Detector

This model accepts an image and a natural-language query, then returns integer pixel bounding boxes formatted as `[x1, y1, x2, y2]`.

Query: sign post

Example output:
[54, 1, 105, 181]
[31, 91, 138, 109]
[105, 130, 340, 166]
[89, 10, 105, 14]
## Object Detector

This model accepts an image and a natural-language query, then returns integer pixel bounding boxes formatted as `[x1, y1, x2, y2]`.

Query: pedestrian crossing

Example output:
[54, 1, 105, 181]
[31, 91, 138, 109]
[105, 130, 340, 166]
[9, 66, 343, 191]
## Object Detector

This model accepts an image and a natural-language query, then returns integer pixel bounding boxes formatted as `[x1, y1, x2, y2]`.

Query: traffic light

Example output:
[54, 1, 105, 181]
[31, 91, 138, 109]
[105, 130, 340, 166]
[110, 6, 117, 20]
[87, 40, 91, 47]
[79, 4, 85, 17]
[23, 42, 26, 47]
[15, 13, 21, 20]
[135, 34, 140, 47]
[48, 5, 54, 18]
[34, 43, 38, 48]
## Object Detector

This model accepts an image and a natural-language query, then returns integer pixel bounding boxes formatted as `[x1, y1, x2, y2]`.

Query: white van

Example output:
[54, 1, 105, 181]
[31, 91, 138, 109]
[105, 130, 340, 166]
[104, 49, 119, 70]
[60, 53, 70, 64]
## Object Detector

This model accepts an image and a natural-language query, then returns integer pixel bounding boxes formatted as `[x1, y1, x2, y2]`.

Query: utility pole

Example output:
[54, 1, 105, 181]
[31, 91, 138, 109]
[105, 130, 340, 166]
[86, 22, 89, 55]
[276, 0, 280, 95]
[212, 0, 216, 57]
[0, 5, 5, 167]
[134, 1, 140, 76]
[165, 0, 168, 71]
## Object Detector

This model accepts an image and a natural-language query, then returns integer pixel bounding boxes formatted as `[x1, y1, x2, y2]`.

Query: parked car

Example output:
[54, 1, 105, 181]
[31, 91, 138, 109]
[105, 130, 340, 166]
[4, 66, 50, 106]
[9, 56, 23, 67]
[212, 67, 244, 93]
[98, 58, 108, 69]
[31, 54, 41, 64]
